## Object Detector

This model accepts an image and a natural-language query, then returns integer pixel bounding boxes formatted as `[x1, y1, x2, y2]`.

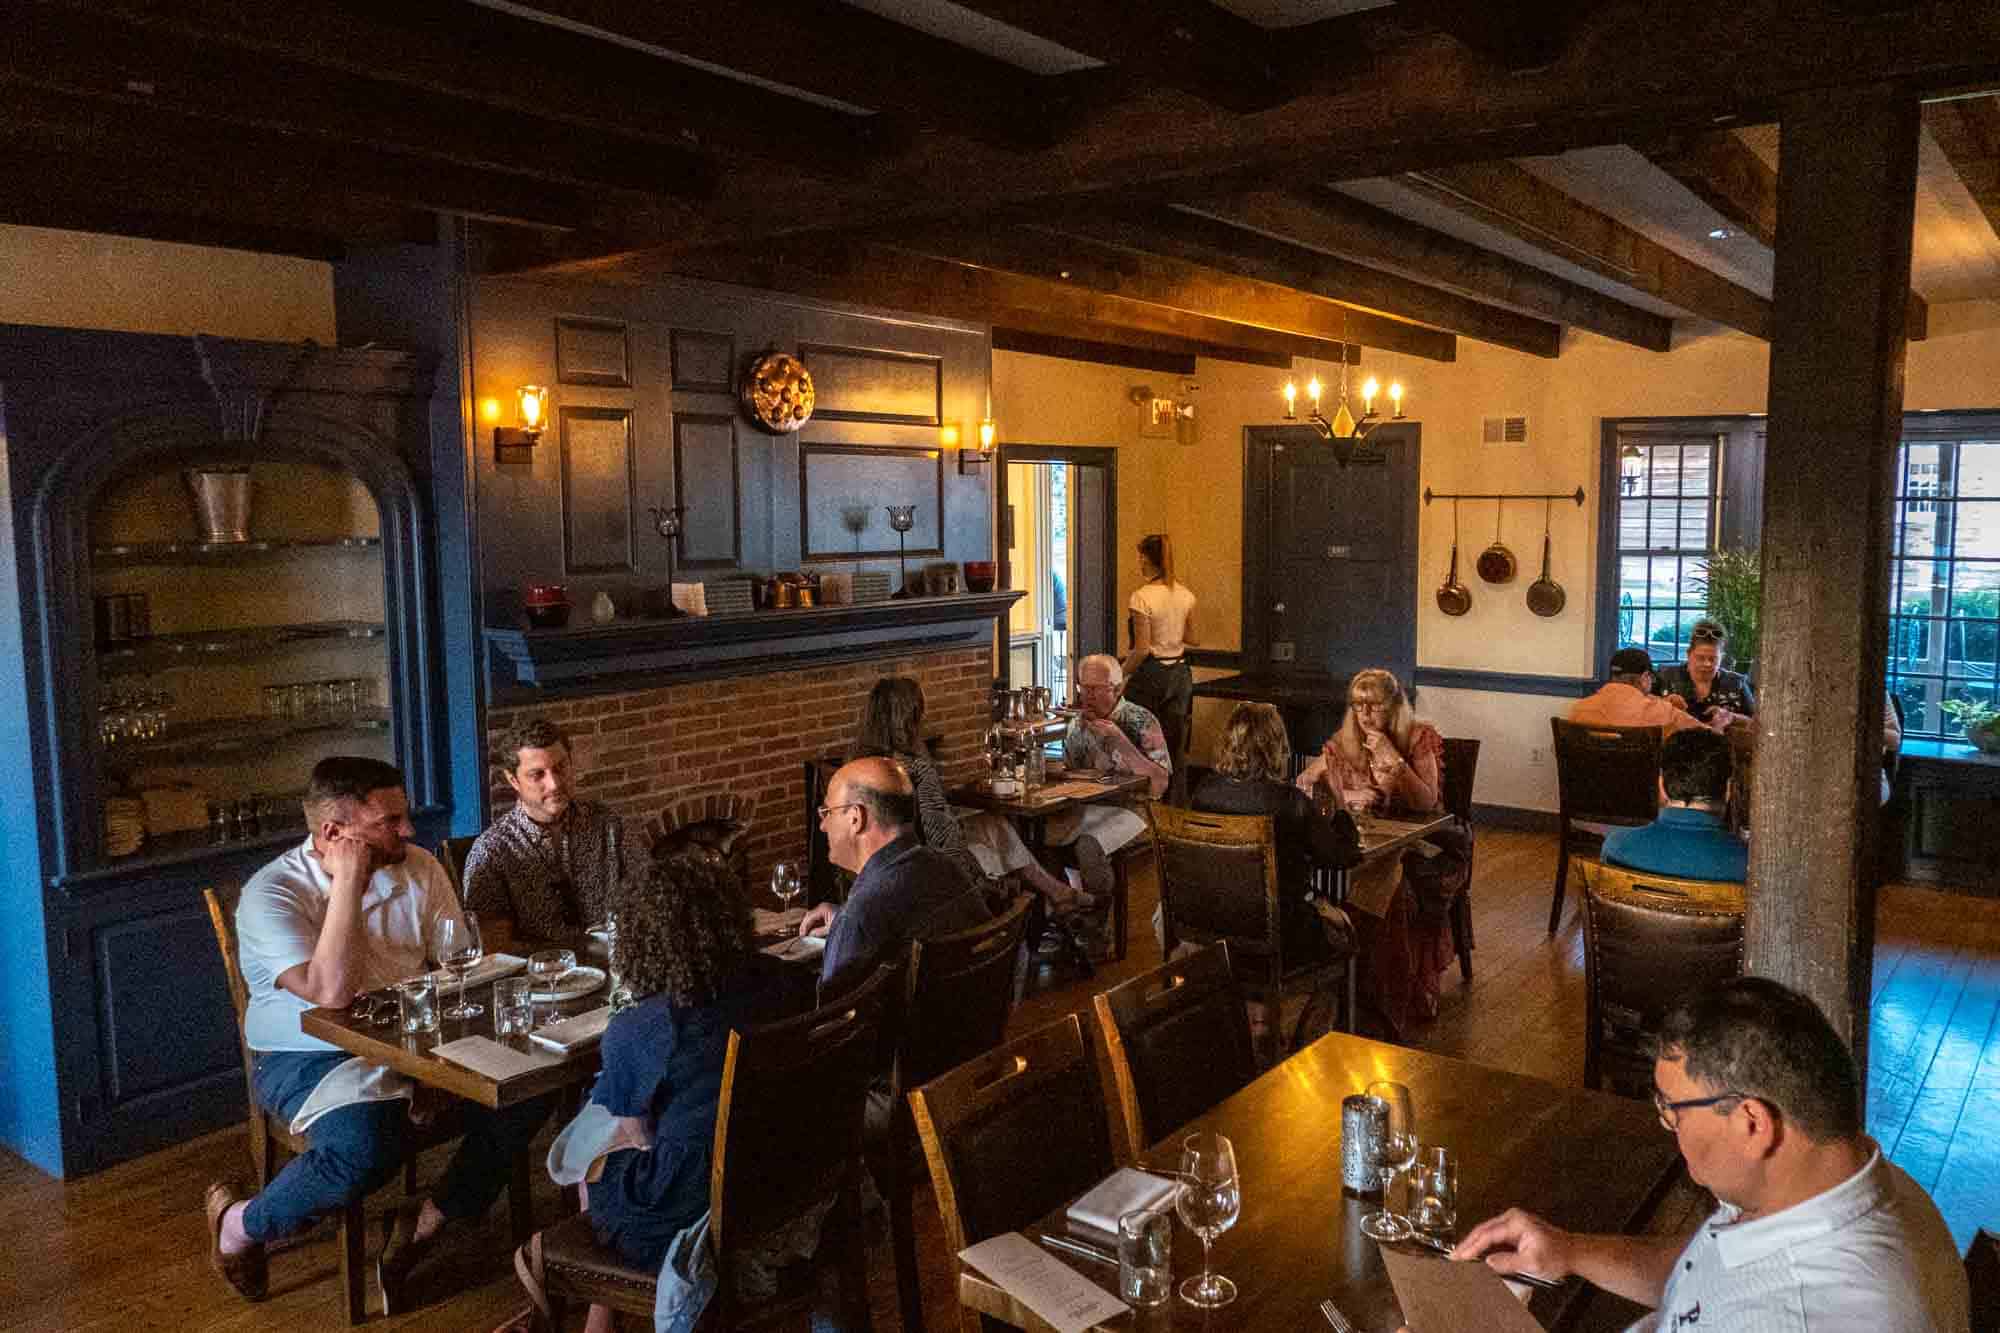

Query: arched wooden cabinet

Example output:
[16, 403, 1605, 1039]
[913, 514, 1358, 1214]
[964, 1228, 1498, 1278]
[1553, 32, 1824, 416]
[0, 326, 451, 1175]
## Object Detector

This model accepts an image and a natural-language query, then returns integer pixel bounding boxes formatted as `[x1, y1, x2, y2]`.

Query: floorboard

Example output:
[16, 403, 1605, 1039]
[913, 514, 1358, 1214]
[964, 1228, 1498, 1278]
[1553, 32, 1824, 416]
[3, 828, 1996, 1331]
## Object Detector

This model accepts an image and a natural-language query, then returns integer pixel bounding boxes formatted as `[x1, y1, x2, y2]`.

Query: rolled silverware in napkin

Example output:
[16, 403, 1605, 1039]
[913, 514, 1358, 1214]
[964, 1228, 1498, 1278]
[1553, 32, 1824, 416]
[1342, 1093, 1388, 1194]
[1036, 1234, 1116, 1265]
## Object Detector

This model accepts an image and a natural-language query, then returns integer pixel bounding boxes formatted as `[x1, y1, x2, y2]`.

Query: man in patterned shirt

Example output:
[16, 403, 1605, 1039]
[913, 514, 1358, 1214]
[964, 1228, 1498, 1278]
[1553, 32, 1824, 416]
[1050, 653, 1170, 899]
[463, 716, 628, 949]
[1452, 978, 1968, 1332]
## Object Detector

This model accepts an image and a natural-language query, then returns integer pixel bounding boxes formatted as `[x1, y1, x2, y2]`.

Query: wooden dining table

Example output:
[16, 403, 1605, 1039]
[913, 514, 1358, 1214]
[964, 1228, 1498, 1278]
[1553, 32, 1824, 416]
[959, 1030, 1684, 1333]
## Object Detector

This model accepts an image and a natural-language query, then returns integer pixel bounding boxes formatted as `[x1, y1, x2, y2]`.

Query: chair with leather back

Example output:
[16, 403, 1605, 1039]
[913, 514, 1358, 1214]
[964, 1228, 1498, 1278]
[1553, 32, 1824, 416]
[536, 963, 895, 1331]
[1092, 942, 1259, 1163]
[909, 1014, 1121, 1333]
[1575, 857, 1746, 1097]
[1146, 802, 1354, 1065]
[202, 884, 467, 1324]
[1439, 737, 1481, 982]
[881, 895, 1034, 1333]
[1549, 719, 1664, 935]
[436, 834, 475, 895]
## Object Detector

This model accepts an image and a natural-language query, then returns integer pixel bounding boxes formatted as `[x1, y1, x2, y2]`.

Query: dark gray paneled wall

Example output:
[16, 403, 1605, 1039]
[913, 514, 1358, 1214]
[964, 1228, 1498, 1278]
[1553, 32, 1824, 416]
[469, 275, 993, 624]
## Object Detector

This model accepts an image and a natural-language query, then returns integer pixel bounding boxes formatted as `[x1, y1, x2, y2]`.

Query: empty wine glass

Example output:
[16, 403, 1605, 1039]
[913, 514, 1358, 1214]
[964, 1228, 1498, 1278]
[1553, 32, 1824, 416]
[436, 911, 484, 1020]
[771, 860, 806, 955]
[527, 948, 577, 1026]
[1360, 1080, 1418, 1242]
[1176, 1130, 1241, 1308]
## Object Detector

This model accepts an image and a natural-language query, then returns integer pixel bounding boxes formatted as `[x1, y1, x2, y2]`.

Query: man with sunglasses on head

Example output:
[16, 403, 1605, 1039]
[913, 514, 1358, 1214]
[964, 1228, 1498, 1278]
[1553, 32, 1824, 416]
[799, 756, 991, 996]
[1453, 978, 1968, 1331]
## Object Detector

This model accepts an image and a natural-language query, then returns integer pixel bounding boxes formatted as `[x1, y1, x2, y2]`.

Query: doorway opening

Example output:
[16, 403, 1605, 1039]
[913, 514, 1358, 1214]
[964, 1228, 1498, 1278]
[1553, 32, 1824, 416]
[997, 445, 1116, 697]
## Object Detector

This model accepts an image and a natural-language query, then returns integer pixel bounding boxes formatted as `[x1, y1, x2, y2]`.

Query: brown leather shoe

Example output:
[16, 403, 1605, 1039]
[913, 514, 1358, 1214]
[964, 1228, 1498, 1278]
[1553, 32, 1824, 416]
[377, 1204, 446, 1315]
[203, 1180, 268, 1302]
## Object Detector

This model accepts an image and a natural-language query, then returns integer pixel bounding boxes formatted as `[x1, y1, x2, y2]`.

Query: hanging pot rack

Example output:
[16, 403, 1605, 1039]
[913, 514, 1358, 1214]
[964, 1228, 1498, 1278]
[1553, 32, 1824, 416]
[1423, 486, 1586, 506]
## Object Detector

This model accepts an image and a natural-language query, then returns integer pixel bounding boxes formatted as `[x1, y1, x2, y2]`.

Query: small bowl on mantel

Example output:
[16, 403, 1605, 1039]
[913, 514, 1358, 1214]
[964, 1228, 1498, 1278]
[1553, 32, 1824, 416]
[964, 561, 998, 593]
[524, 602, 572, 630]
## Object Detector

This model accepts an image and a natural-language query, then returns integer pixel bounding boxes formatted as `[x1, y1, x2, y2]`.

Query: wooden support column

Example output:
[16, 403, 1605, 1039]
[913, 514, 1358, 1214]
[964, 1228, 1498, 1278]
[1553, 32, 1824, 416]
[1747, 85, 1919, 1078]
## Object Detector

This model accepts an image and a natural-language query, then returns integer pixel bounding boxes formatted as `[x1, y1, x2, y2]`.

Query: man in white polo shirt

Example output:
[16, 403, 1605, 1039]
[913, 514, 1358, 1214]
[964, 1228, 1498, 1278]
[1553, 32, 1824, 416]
[203, 756, 551, 1315]
[1453, 977, 1969, 1332]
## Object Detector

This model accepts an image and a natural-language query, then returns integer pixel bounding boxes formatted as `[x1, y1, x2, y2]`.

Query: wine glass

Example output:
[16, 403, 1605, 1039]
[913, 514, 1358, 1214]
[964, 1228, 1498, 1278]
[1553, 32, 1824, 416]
[1360, 1081, 1418, 1241]
[527, 948, 577, 1026]
[1175, 1130, 1241, 1308]
[436, 912, 484, 1020]
[771, 860, 806, 954]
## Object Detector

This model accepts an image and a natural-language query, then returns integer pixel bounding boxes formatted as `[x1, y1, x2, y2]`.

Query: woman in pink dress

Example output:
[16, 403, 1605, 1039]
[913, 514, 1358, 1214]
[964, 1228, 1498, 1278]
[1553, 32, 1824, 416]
[1295, 668, 1465, 1036]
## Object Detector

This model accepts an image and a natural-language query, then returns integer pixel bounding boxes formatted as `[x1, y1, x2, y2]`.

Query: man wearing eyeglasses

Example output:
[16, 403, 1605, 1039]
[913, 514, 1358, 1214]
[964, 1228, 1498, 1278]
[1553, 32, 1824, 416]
[1453, 978, 1968, 1331]
[799, 756, 991, 996]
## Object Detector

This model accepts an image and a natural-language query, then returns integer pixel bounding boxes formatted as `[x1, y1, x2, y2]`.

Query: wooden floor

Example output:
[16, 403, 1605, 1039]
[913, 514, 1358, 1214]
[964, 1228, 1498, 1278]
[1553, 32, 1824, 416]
[5, 828, 1997, 1332]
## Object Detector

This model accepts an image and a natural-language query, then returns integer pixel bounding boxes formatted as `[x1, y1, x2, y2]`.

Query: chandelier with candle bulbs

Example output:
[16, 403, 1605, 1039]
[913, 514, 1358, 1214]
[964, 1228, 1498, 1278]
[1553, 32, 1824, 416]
[1282, 347, 1404, 443]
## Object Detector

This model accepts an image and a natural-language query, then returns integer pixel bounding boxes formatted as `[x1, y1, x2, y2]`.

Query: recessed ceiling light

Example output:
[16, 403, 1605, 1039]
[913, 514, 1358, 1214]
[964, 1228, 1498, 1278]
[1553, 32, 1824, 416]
[1708, 227, 1737, 241]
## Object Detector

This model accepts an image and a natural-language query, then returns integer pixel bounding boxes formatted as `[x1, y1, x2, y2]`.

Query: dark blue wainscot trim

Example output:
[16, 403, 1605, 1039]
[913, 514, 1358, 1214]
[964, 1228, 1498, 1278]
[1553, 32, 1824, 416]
[1412, 667, 1596, 698]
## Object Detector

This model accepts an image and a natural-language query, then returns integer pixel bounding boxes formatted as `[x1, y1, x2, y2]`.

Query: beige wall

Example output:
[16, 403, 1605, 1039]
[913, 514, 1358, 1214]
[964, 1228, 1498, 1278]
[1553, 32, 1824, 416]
[0, 224, 334, 341]
[995, 303, 2000, 811]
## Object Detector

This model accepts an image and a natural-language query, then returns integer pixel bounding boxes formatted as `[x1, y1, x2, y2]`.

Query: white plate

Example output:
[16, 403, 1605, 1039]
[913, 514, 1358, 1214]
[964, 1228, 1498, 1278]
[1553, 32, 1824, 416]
[528, 965, 606, 1002]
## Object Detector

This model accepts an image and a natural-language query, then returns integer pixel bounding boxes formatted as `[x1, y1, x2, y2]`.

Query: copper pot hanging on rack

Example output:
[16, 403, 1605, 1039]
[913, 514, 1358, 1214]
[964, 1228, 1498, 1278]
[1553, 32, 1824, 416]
[1476, 499, 1517, 585]
[1436, 498, 1471, 617]
[1526, 498, 1567, 617]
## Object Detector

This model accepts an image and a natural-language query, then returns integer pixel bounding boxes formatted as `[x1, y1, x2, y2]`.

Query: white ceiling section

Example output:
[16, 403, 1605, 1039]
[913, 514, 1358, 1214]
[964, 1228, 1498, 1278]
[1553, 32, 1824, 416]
[835, 0, 1102, 73]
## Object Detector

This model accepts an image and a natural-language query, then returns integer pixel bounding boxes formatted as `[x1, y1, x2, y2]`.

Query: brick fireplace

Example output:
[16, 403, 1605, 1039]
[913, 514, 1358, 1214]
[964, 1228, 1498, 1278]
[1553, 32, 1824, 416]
[484, 645, 994, 889]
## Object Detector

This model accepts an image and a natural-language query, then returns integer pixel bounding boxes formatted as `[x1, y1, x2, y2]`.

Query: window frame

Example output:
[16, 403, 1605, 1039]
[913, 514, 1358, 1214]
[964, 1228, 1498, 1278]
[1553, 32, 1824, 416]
[1888, 412, 2000, 740]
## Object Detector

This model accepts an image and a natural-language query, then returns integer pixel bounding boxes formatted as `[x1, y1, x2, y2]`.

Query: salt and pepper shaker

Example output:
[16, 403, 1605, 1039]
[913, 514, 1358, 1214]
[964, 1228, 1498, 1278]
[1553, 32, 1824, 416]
[1341, 1093, 1388, 1195]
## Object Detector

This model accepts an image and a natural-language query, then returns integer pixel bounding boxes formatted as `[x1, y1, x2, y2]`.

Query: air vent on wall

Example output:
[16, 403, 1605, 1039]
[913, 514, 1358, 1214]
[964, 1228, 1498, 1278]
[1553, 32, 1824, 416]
[1482, 414, 1529, 445]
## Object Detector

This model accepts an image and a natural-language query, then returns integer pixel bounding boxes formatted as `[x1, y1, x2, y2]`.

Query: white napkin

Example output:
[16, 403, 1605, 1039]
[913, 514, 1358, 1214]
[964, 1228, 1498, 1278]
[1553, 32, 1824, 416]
[671, 582, 708, 616]
[405, 952, 527, 989]
[531, 1004, 614, 1054]
[432, 1035, 561, 1081]
[1063, 1167, 1181, 1237]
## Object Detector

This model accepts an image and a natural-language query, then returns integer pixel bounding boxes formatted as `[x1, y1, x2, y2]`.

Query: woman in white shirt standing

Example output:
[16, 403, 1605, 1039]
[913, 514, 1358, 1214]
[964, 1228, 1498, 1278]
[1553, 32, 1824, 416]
[1121, 534, 1198, 779]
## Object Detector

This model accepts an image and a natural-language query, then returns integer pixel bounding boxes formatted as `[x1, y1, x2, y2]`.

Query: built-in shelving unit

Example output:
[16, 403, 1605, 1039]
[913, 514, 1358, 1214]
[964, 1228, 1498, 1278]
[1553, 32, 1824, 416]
[91, 535, 383, 566]
[96, 620, 385, 673]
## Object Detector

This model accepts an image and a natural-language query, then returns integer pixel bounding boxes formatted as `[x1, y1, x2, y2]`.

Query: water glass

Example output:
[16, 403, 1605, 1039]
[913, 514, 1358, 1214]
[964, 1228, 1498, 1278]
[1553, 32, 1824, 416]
[1413, 1145, 1459, 1233]
[493, 976, 534, 1037]
[1117, 1208, 1172, 1308]
[396, 976, 439, 1034]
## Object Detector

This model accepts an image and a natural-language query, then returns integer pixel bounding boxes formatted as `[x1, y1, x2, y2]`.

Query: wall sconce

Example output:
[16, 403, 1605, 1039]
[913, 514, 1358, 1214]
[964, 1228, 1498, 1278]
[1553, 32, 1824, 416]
[939, 420, 962, 448]
[957, 417, 997, 474]
[494, 384, 548, 464]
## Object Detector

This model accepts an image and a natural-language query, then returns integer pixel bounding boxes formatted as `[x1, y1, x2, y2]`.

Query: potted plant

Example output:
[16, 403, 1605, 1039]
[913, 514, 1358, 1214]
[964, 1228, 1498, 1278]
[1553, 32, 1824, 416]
[1695, 547, 1762, 682]
[1942, 698, 2000, 754]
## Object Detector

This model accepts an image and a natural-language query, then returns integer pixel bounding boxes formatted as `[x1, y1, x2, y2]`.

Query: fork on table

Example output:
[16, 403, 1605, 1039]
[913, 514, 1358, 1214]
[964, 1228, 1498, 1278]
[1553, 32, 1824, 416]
[1320, 1298, 1359, 1332]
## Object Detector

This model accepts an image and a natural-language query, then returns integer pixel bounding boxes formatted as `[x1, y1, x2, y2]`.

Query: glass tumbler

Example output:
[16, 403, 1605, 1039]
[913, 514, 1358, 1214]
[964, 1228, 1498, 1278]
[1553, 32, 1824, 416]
[1118, 1208, 1173, 1308]
[493, 976, 534, 1037]
[1413, 1146, 1459, 1233]
[396, 976, 439, 1034]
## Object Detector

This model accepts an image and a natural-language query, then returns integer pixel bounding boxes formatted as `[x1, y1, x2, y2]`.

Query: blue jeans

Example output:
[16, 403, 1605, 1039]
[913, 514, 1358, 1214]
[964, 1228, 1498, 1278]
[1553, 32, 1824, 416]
[240, 1050, 552, 1244]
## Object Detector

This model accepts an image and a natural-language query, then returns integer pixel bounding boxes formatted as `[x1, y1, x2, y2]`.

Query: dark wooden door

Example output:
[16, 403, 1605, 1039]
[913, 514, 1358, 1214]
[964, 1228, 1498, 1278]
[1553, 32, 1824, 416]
[1244, 423, 1420, 684]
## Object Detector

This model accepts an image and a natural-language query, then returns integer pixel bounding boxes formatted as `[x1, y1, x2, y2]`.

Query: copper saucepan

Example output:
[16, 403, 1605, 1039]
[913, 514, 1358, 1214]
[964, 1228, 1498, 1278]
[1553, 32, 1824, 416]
[1527, 499, 1566, 617]
[1477, 500, 1517, 585]
[1437, 498, 1471, 617]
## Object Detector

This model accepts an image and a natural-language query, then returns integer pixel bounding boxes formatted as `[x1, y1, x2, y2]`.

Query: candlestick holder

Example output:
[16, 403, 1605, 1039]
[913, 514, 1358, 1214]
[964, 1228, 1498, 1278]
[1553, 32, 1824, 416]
[648, 503, 687, 616]
[886, 504, 917, 597]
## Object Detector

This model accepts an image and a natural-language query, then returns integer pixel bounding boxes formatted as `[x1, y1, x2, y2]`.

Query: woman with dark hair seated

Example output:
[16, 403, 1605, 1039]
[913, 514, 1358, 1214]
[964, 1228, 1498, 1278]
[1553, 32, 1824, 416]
[1190, 702, 1358, 972]
[852, 676, 989, 893]
[512, 852, 787, 1333]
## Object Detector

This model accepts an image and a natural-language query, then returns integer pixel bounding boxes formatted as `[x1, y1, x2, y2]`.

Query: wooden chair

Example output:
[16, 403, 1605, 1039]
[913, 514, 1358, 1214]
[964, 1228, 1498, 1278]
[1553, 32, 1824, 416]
[882, 896, 1034, 1333]
[437, 834, 475, 894]
[1549, 719, 1664, 935]
[536, 964, 895, 1331]
[1965, 1226, 1999, 1333]
[1092, 942, 1259, 1163]
[202, 884, 462, 1324]
[1146, 802, 1354, 1066]
[652, 792, 757, 893]
[908, 1015, 1121, 1333]
[1575, 857, 1746, 1096]
[1439, 736, 1481, 982]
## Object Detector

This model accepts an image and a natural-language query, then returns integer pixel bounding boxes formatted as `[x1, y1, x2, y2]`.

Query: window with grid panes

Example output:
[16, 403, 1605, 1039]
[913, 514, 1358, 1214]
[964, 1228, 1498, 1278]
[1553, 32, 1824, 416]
[1888, 430, 2000, 740]
[1611, 434, 1724, 667]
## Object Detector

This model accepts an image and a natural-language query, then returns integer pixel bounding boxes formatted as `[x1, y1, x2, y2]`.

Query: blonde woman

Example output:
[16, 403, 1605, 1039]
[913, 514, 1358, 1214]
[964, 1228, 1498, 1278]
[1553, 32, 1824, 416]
[1293, 668, 1442, 816]
[1122, 534, 1198, 776]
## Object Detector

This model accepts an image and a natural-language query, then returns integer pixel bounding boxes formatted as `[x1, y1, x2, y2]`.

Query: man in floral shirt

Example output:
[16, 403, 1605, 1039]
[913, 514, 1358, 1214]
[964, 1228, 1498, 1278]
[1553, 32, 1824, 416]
[1052, 654, 1170, 897]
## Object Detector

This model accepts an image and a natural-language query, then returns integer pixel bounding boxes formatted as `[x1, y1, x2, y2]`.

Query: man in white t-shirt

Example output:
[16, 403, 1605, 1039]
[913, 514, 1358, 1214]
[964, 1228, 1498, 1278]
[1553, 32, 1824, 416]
[1453, 977, 1969, 1332]
[204, 757, 552, 1315]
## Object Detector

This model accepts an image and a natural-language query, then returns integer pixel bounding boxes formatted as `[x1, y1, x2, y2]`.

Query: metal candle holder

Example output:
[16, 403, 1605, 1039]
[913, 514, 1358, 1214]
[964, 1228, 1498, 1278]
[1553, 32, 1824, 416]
[886, 504, 916, 598]
[648, 503, 687, 616]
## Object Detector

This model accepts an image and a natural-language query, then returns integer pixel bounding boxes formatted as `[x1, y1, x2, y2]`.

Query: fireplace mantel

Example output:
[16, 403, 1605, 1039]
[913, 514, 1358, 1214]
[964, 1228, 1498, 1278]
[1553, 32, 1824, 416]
[483, 590, 1022, 694]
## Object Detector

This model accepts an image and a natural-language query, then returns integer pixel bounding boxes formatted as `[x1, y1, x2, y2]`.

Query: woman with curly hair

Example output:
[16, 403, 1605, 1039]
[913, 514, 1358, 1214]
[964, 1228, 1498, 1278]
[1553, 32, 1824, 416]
[514, 851, 761, 1333]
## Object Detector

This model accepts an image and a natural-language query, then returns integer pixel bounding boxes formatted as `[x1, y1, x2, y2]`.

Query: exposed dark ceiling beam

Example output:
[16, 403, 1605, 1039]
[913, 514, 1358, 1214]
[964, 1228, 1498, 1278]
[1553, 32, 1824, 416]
[1923, 95, 2000, 249]
[939, 0, 1316, 113]
[498, 0, 1086, 148]
[6, 8, 716, 200]
[1395, 0, 1602, 72]
[889, 223, 1470, 359]
[1398, 161, 1773, 338]
[1034, 212, 1561, 357]
[1643, 128, 1928, 339]
[1187, 187, 1672, 350]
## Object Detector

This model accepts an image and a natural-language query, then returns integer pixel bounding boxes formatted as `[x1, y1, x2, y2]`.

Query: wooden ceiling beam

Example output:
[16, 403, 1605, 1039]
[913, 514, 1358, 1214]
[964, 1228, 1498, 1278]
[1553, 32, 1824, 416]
[1395, 0, 1601, 73]
[54, 0, 884, 174]
[1643, 128, 1928, 339]
[6, 9, 717, 200]
[1923, 95, 2000, 248]
[1182, 188, 1671, 351]
[991, 324, 1283, 372]
[889, 224, 1468, 360]
[1399, 161, 1773, 338]
[1032, 213, 1560, 358]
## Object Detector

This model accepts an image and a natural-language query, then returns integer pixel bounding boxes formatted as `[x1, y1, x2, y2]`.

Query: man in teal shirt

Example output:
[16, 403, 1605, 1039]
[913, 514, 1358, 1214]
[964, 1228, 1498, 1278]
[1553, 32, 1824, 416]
[1602, 728, 1747, 883]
